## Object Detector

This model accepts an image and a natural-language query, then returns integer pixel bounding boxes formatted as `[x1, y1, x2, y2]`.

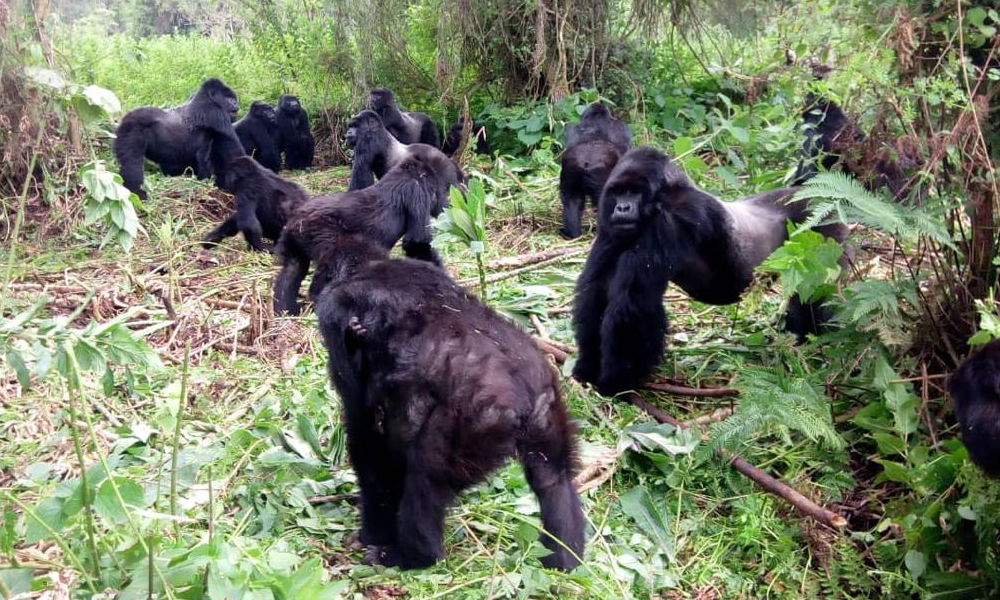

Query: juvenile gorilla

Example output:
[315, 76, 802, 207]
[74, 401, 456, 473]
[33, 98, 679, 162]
[114, 78, 241, 200]
[276, 95, 315, 170]
[202, 156, 310, 252]
[559, 103, 631, 238]
[572, 147, 848, 396]
[235, 101, 281, 173]
[441, 118, 490, 157]
[344, 110, 461, 192]
[368, 87, 440, 147]
[274, 152, 463, 314]
[947, 340, 1000, 478]
[315, 234, 585, 570]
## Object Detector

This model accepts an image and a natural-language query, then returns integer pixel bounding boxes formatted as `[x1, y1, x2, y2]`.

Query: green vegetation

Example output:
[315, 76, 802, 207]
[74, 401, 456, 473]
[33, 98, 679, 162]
[2, 1, 1000, 599]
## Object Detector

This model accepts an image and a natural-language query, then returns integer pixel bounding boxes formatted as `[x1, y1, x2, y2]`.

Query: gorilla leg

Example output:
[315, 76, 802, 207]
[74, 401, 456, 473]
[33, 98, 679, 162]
[520, 431, 584, 570]
[235, 195, 266, 251]
[114, 137, 149, 201]
[202, 215, 239, 247]
[274, 254, 310, 315]
[346, 410, 403, 547]
[596, 249, 669, 396]
[559, 178, 585, 239]
[784, 296, 834, 341]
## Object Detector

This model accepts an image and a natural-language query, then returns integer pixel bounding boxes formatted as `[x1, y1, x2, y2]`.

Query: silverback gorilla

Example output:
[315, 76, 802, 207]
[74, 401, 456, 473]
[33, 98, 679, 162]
[235, 101, 281, 173]
[114, 78, 242, 200]
[572, 147, 848, 396]
[276, 95, 315, 170]
[344, 110, 459, 192]
[314, 234, 585, 570]
[202, 156, 309, 252]
[368, 87, 440, 147]
[559, 102, 631, 239]
[947, 340, 1000, 478]
[273, 152, 463, 315]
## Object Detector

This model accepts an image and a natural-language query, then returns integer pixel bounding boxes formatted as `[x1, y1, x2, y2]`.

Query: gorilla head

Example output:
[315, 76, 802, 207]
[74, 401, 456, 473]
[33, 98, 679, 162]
[190, 78, 239, 126]
[235, 101, 280, 173]
[248, 101, 276, 124]
[364, 87, 440, 147]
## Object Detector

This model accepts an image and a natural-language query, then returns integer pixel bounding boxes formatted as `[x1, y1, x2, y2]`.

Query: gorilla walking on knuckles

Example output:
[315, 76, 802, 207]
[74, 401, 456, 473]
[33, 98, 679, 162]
[368, 87, 440, 147]
[276, 94, 315, 170]
[572, 147, 849, 397]
[314, 234, 585, 570]
[344, 110, 460, 192]
[202, 156, 309, 252]
[235, 101, 281, 173]
[273, 151, 464, 315]
[559, 102, 631, 238]
[114, 78, 243, 200]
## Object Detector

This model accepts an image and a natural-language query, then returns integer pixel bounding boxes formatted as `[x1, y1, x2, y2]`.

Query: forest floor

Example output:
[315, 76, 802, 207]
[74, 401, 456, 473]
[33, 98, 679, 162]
[0, 161, 960, 600]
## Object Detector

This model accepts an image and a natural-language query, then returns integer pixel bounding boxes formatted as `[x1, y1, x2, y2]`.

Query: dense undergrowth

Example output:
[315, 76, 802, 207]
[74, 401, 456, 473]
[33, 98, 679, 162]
[2, 1, 1000, 599]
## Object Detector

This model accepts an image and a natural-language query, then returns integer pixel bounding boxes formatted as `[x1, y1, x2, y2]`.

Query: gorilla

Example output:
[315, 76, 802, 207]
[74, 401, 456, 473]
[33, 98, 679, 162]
[368, 87, 440, 147]
[202, 156, 310, 252]
[273, 152, 464, 315]
[559, 103, 631, 239]
[276, 95, 315, 170]
[572, 147, 848, 396]
[235, 101, 281, 173]
[947, 340, 1000, 478]
[314, 234, 585, 570]
[114, 78, 241, 200]
[441, 118, 491, 157]
[344, 110, 461, 192]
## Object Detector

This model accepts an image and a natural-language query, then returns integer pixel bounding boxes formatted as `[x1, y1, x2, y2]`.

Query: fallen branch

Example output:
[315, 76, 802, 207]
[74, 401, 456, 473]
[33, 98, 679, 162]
[630, 394, 848, 530]
[308, 493, 358, 505]
[487, 246, 581, 270]
[534, 337, 568, 363]
[458, 248, 587, 287]
[683, 406, 734, 428]
[645, 381, 739, 398]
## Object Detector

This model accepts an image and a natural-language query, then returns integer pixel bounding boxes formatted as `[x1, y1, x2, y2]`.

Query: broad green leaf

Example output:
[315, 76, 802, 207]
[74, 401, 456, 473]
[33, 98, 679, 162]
[24, 496, 66, 544]
[94, 477, 145, 524]
[620, 487, 674, 560]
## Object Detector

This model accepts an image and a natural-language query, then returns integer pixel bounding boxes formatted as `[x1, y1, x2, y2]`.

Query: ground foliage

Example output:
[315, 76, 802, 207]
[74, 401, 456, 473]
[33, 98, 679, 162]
[2, 0, 1000, 599]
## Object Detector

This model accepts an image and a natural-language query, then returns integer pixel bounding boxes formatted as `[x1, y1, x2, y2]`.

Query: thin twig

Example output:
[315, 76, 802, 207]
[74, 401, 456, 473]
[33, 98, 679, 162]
[458, 248, 587, 287]
[534, 337, 568, 363]
[645, 381, 740, 398]
[487, 246, 581, 270]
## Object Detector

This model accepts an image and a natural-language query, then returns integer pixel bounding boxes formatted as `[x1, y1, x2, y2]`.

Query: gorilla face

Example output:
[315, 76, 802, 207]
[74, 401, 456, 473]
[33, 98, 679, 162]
[279, 95, 302, 115]
[345, 110, 383, 149]
[368, 88, 394, 111]
[203, 78, 239, 119]
[249, 101, 277, 124]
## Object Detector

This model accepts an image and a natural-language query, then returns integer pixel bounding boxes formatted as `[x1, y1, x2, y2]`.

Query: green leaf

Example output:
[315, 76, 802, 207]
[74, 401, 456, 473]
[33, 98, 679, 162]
[94, 477, 145, 524]
[0, 568, 34, 597]
[81, 84, 121, 115]
[624, 422, 699, 455]
[5, 349, 30, 391]
[24, 496, 66, 544]
[620, 487, 674, 560]
[24, 67, 67, 90]
[905, 550, 926, 580]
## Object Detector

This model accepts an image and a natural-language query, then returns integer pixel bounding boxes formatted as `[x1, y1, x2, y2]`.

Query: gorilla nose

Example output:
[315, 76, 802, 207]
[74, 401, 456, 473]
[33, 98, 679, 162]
[614, 202, 636, 217]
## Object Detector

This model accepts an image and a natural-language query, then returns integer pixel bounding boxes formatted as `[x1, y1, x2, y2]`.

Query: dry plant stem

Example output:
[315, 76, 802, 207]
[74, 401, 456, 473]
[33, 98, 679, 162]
[683, 407, 735, 428]
[60, 368, 101, 584]
[630, 393, 848, 530]
[534, 337, 568, 363]
[645, 381, 740, 398]
[487, 246, 581, 270]
[458, 248, 587, 287]
[169, 342, 191, 531]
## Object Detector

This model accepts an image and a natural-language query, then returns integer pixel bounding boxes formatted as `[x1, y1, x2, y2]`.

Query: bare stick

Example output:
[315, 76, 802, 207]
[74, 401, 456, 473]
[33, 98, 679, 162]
[487, 246, 582, 270]
[683, 407, 734, 428]
[722, 451, 848, 529]
[645, 381, 739, 398]
[630, 393, 848, 530]
[534, 337, 568, 363]
[458, 249, 587, 287]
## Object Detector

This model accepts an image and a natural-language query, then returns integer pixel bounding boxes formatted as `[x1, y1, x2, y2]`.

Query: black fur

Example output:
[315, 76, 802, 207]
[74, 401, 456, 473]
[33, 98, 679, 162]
[113, 78, 241, 200]
[314, 234, 585, 570]
[345, 110, 462, 192]
[368, 88, 440, 147]
[235, 101, 281, 173]
[202, 156, 310, 252]
[790, 95, 861, 185]
[947, 340, 1000, 477]
[441, 118, 490, 157]
[276, 95, 315, 170]
[559, 103, 631, 239]
[274, 152, 462, 314]
[572, 147, 848, 396]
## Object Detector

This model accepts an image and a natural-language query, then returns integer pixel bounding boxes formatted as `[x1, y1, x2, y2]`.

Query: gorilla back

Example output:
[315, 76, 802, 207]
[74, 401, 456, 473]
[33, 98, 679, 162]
[559, 103, 631, 238]
[368, 87, 440, 147]
[315, 235, 584, 570]
[572, 147, 848, 396]
[114, 78, 241, 200]
[947, 340, 1000, 477]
